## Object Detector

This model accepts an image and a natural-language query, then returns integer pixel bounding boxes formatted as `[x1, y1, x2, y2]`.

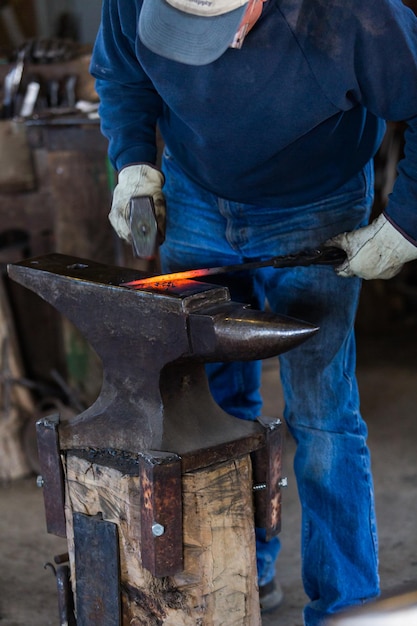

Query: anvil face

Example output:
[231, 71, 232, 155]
[8, 254, 318, 461]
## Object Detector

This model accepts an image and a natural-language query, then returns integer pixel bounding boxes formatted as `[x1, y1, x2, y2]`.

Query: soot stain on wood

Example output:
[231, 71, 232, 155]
[67, 447, 140, 474]
[122, 580, 187, 624]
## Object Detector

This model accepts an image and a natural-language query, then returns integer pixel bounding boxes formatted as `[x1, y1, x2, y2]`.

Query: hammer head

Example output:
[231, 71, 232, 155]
[130, 196, 162, 260]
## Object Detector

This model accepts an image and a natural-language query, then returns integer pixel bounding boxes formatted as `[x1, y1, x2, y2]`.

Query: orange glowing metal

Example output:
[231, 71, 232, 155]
[123, 266, 233, 290]
[121, 246, 347, 290]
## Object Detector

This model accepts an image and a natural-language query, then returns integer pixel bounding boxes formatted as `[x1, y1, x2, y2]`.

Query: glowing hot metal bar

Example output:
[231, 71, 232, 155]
[122, 246, 346, 289]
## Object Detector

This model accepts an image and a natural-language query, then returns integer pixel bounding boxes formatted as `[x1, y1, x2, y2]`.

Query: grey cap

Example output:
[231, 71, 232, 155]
[139, 0, 248, 66]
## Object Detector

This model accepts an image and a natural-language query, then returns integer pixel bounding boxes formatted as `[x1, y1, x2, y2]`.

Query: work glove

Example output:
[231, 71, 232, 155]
[327, 213, 417, 280]
[109, 164, 166, 245]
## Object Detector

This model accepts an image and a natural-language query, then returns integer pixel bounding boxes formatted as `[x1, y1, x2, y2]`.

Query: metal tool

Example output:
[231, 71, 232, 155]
[19, 80, 41, 118]
[63, 75, 77, 108]
[129, 195, 160, 259]
[1, 47, 25, 118]
[123, 245, 347, 288]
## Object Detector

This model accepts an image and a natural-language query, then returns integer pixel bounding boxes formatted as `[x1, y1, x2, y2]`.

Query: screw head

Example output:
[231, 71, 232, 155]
[36, 475, 44, 488]
[151, 522, 165, 537]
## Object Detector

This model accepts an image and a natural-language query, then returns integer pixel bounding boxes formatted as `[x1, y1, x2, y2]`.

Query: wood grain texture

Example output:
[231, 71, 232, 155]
[65, 454, 261, 625]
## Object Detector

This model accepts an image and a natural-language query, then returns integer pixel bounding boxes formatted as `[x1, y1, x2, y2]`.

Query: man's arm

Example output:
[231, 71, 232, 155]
[312, 0, 417, 276]
[90, 0, 163, 170]
[90, 0, 166, 253]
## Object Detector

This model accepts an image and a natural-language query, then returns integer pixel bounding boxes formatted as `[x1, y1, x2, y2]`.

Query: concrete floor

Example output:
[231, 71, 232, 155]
[0, 328, 416, 625]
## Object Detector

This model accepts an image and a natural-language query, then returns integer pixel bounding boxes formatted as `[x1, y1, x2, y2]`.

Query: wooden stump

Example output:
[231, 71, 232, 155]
[64, 454, 261, 626]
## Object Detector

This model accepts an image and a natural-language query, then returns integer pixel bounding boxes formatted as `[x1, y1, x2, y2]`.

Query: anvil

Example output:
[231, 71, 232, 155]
[8, 253, 318, 460]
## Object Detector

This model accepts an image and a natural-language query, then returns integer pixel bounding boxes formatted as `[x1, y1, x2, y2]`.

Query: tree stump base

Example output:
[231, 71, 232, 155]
[64, 453, 261, 625]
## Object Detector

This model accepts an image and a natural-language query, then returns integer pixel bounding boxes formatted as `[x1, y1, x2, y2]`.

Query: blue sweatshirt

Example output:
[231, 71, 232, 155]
[91, 0, 417, 242]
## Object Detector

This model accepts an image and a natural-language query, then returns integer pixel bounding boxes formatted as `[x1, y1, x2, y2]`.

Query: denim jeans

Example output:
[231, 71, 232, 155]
[160, 149, 380, 625]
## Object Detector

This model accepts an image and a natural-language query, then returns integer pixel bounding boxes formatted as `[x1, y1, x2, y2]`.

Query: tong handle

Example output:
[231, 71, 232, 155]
[314, 246, 347, 266]
[271, 246, 347, 269]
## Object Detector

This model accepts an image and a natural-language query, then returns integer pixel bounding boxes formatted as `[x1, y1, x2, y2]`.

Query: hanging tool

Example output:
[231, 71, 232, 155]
[1, 46, 26, 118]
[19, 80, 41, 118]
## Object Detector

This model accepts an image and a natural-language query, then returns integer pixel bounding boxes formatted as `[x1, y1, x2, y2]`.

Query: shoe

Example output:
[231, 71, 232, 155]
[259, 579, 284, 614]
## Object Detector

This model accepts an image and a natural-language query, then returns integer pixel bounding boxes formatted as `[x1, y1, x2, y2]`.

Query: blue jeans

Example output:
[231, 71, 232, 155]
[160, 149, 380, 625]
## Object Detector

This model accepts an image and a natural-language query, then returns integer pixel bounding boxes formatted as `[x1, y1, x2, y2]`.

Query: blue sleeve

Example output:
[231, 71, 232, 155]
[283, 0, 417, 240]
[385, 121, 417, 244]
[352, 0, 417, 243]
[90, 0, 163, 171]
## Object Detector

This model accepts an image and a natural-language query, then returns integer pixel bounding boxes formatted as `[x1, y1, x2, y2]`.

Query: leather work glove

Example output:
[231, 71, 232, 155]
[327, 213, 417, 280]
[109, 164, 166, 245]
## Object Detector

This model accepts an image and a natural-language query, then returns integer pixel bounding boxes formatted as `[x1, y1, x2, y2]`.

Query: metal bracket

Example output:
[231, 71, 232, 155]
[73, 512, 121, 626]
[139, 451, 183, 577]
[36, 414, 66, 537]
[251, 416, 283, 541]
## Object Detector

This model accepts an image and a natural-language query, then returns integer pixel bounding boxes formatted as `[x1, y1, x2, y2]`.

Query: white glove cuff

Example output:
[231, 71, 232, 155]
[118, 164, 164, 192]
